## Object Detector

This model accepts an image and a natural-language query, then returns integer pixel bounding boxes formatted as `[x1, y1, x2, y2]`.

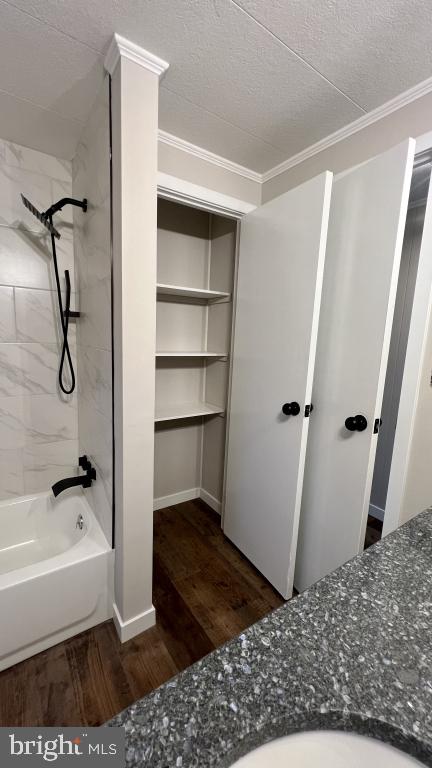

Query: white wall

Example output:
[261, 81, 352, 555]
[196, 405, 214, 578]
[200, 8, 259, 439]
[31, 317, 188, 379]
[157, 90, 432, 209]
[158, 139, 261, 207]
[73, 76, 112, 544]
[383, 166, 432, 536]
[401, 300, 432, 523]
[370, 203, 424, 515]
[0, 139, 77, 499]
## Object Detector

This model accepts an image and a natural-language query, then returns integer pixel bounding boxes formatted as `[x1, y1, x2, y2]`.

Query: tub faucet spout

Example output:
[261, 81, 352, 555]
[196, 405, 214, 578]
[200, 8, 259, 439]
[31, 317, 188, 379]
[52, 456, 96, 498]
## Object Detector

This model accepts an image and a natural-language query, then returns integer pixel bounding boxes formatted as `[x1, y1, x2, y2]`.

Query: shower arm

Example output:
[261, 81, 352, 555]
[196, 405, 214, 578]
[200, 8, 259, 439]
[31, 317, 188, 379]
[44, 197, 87, 218]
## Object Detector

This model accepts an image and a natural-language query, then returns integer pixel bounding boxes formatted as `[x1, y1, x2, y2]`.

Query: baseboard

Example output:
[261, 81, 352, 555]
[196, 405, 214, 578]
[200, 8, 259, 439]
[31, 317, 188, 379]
[112, 603, 156, 643]
[369, 503, 385, 522]
[153, 487, 222, 513]
[153, 488, 200, 511]
[200, 488, 221, 514]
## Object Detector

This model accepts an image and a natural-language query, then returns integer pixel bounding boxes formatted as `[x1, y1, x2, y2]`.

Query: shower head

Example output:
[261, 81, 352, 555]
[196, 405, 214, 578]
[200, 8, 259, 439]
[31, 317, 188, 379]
[20, 192, 87, 397]
[21, 194, 61, 239]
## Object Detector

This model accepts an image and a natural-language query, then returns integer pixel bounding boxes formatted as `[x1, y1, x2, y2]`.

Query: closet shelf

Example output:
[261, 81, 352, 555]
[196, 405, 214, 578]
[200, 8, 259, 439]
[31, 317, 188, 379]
[155, 401, 224, 422]
[157, 283, 230, 302]
[156, 351, 228, 358]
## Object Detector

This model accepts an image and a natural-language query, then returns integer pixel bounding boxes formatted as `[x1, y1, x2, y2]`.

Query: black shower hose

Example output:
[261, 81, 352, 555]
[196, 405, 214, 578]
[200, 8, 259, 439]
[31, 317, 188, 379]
[49, 215, 76, 395]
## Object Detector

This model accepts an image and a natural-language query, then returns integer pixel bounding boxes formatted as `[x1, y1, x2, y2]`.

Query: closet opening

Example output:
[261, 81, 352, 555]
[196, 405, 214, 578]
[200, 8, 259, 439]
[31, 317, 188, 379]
[365, 151, 432, 549]
[153, 197, 283, 666]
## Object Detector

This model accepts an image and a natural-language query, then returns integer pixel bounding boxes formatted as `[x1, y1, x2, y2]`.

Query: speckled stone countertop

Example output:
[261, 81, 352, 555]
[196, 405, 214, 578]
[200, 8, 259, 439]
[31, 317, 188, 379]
[109, 509, 432, 767]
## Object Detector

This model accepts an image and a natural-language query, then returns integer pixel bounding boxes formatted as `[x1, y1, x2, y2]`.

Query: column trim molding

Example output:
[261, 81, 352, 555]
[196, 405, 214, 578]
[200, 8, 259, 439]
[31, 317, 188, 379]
[104, 33, 169, 77]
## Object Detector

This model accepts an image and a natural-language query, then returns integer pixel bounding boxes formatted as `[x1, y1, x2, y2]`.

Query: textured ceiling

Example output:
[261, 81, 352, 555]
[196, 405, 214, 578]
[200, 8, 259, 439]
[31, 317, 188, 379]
[1, 0, 432, 170]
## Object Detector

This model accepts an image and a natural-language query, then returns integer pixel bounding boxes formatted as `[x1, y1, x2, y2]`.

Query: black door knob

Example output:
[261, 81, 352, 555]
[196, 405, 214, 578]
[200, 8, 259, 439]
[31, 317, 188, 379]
[345, 414, 368, 432]
[282, 401, 300, 416]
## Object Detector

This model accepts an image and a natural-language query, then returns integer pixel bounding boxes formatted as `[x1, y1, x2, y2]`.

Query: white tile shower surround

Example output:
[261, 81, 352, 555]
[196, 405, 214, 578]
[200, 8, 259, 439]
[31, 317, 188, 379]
[0, 138, 78, 499]
[14, 287, 77, 343]
[0, 439, 79, 497]
[0, 341, 77, 397]
[0, 226, 75, 292]
[73, 80, 113, 543]
[0, 394, 77, 447]
[0, 286, 15, 341]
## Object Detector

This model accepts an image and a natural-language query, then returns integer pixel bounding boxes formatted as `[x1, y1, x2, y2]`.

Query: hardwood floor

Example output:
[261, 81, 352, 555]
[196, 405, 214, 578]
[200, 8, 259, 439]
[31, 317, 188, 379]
[0, 499, 283, 726]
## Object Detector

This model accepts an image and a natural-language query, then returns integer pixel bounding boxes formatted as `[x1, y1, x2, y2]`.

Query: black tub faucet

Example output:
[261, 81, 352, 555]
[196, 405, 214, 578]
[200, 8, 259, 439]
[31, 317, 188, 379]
[52, 455, 96, 498]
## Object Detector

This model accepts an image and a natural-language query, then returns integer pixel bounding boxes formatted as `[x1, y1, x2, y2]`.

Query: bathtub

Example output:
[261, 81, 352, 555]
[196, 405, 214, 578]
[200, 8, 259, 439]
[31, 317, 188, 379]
[0, 489, 113, 671]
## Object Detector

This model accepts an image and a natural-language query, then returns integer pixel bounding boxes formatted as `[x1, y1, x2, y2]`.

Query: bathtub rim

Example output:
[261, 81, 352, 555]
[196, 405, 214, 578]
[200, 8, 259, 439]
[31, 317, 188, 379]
[0, 488, 111, 590]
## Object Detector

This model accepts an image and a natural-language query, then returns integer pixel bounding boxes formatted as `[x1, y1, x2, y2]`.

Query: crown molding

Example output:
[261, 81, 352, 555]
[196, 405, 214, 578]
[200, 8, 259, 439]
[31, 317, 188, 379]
[262, 74, 432, 183]
[158, 130, 262, 183]
[104, 34, 169, 77]
[104, 41, 432, 187]
[158, 72, 432, 187]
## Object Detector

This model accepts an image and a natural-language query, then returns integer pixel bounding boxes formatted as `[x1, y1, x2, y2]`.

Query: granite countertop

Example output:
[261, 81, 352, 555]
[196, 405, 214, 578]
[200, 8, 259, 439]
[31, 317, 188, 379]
[109, 509, 432, 767]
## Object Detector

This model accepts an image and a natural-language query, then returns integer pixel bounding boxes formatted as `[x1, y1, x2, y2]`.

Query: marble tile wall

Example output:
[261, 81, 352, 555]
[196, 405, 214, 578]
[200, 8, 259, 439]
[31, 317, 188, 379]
[73, 77, 113, 545]
[0, 138, 78, 499]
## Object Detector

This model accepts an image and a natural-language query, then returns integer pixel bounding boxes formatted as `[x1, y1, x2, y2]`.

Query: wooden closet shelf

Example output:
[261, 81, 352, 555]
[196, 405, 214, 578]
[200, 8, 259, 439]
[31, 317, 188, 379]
[157, 283, 231, 302]
[155, 401, 225, 422]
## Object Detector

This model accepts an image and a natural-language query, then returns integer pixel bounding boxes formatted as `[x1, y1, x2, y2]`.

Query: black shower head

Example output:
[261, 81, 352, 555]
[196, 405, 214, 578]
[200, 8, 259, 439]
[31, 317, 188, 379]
[21, 194, 61, 239]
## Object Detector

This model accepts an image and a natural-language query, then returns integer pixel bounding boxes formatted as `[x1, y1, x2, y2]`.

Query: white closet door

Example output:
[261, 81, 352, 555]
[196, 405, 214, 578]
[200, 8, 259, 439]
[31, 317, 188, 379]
[224, 171, 333, 599]
[295, 139, 415, 593]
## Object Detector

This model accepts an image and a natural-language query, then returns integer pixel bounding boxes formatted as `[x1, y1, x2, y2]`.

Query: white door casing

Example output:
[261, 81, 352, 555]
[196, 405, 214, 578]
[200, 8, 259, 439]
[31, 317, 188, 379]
[224, 171, 333, 599]
[295, 139, 415, 592]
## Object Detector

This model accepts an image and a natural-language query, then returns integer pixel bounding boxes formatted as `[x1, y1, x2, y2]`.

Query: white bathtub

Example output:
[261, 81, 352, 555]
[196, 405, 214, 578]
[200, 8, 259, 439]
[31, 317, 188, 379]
[0, 489, 113, 671]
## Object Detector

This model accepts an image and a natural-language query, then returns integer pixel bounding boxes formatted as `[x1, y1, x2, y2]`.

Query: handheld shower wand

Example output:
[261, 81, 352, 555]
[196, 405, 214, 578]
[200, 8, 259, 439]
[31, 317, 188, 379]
[21, 194, 87, 395]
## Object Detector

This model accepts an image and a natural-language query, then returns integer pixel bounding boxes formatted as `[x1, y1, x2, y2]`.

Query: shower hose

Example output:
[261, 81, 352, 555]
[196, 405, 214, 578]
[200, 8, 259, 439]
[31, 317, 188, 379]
[49, 215, 75, 395]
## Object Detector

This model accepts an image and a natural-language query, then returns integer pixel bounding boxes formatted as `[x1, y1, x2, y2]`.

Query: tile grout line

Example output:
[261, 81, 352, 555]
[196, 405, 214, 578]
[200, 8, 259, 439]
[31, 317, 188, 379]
[0, 283, 76, 293]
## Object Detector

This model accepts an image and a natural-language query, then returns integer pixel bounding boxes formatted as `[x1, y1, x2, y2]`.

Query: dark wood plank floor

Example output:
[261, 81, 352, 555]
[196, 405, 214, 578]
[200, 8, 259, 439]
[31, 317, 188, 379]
[0, 499, 283, 726]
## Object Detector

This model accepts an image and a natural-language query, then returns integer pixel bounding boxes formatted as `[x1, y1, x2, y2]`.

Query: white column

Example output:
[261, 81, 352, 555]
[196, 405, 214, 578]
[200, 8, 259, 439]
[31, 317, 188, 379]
[105, 35, 169, 642]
